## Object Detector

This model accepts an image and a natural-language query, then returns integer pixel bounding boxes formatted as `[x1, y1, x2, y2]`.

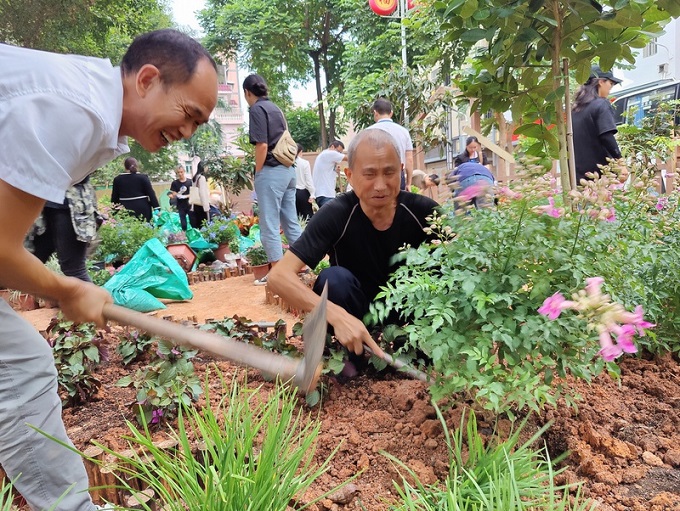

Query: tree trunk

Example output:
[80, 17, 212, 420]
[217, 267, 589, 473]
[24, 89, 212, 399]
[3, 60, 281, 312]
[310, 51, 328, 149]
[550, 0, 571, 197]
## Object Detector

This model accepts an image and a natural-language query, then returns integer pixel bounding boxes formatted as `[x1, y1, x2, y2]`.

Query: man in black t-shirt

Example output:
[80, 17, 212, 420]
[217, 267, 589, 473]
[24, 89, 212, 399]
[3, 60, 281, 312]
[169, 166, 192, 230]
[268, 129, 438, 363]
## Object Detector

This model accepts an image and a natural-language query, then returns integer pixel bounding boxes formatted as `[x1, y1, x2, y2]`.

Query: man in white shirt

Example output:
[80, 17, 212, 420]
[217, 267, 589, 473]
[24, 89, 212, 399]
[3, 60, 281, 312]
[294, 143, 316, 220]
[367, 98, 414, 190]
[0, 29, 218, 511]
[312, 140, 347, 208]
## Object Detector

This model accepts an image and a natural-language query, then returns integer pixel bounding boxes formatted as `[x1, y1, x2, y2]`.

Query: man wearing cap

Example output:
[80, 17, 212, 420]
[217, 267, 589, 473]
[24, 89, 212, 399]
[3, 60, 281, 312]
[571, 66, 625, 184]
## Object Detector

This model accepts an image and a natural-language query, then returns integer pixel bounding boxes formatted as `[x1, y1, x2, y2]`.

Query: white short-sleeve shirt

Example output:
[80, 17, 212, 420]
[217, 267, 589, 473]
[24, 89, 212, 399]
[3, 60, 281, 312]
[312, 148, 346, 198]
[367, 119, 413, 164]
[0, 44, 129, 203]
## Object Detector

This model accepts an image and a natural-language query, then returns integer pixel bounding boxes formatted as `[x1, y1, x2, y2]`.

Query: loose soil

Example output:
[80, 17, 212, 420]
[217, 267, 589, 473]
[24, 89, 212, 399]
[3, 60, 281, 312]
[17, 275, 680, 510]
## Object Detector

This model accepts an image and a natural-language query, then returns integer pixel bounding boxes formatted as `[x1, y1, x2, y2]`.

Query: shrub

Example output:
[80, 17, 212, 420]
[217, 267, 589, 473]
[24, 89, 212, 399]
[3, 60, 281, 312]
[94, 206, 158, 263]
[200, 216, 239, 246]
[245, 244, 269, 266]
[116, 340, 202, 426]
[45, 313, 107, 406]
[371, 162, 675, 414]
[116, 327, 155, 365]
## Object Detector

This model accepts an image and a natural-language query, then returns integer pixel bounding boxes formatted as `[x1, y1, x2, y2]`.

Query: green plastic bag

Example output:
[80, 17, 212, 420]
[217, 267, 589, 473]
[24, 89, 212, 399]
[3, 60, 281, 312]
[186, 227, 215, 251]
[104, 238, 193, 312]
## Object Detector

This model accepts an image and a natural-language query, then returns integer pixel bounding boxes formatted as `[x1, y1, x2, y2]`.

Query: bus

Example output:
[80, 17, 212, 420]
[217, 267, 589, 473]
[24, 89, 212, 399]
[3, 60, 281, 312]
[611, 79, 680, 126]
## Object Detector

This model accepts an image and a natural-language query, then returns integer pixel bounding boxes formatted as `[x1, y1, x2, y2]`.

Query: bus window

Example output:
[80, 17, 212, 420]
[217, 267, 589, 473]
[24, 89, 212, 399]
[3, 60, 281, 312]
[625, 85, 677, 127]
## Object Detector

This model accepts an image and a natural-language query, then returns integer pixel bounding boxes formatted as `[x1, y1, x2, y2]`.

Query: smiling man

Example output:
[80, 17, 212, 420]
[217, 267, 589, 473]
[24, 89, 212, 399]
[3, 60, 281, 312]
[268, 129, 438, 370]
[0, 29, 217, 511]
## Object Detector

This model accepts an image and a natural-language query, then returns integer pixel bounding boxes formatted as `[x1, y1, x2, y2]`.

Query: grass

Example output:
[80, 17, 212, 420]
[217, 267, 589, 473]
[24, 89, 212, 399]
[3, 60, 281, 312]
[385, 405, 595, 511]
[89, 368, 346, 510]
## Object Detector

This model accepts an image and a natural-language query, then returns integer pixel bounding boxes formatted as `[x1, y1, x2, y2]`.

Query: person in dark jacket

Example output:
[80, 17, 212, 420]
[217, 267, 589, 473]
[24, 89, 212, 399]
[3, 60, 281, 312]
[572, 66, 625, 184]
[454, 136, 490, 168]
[111, 157, 159, 221]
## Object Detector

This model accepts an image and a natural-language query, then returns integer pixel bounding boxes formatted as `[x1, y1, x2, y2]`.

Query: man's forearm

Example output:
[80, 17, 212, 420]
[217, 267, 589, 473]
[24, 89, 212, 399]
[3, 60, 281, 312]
[254, 143, 268, 171]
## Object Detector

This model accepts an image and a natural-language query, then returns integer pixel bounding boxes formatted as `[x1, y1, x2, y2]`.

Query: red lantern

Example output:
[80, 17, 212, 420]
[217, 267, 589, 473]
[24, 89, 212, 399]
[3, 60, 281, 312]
[369, 0, 397, 16]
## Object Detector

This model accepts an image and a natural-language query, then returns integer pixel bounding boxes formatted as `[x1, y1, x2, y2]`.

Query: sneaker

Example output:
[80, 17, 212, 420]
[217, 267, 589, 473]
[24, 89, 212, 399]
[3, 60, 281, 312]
[253, 274, 268, 286]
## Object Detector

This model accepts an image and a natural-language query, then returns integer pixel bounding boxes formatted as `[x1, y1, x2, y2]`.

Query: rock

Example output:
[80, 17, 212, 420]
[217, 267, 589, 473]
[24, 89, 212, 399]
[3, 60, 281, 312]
[663, 448, 680, 467]
[641, 451, 664, 467]
[420, 419, 442, 438]
[406, 459, 437, 486]
[409, 400, 436, 427]
[619, 466, 647, 484]
[329, 483, 359, 504]
[424, 438, 438, 449]
[357, 453, 370, 470]
[392, 392, 415, 411]
[649, 492, 680, 511]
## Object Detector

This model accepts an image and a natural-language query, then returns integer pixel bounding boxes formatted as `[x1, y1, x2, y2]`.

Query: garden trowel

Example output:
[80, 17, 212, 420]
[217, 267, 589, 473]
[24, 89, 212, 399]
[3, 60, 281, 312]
[102, 283, 329, 395]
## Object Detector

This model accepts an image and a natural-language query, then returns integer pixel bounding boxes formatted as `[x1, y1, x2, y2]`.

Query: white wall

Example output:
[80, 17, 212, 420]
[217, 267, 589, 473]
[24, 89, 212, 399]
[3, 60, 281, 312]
[620, 20, 679, 89]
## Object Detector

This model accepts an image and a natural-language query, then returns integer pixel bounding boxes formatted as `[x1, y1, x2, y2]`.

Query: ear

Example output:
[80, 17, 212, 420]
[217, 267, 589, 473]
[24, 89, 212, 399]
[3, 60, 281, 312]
[344, 167, 352, 183]
[135, 64, 161, 98]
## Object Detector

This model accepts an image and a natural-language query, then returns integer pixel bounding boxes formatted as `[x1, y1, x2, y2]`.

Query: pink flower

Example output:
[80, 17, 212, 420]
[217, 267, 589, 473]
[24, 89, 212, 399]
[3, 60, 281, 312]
[535, 197, 563, 218]
[538, 292, 568, 320]
[656, 197, 667, 211]
[604, 208, 616, 222]
[458, 182, 489, 202]
[598, 330, 623, 361]
[497, 186, 522, 200]
[615, 324, 638, 354]
[633, 305, 655, 331]
[585, 277, 604, 297]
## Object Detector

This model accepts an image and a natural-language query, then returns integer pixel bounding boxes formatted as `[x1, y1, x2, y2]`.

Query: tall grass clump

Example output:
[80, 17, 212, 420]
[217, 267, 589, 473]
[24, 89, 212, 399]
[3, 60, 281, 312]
[386, 406, 594, 511]
[93, 370, 342, 510]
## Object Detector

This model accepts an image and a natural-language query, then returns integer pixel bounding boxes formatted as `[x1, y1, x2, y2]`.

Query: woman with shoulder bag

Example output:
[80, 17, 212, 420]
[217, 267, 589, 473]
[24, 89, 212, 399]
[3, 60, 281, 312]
[189, 161, 210, 228]
[243, 74, 302, 285]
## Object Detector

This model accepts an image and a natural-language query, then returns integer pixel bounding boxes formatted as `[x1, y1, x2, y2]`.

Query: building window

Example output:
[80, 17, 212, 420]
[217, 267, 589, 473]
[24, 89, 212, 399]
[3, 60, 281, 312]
[643, 38, 658, 58]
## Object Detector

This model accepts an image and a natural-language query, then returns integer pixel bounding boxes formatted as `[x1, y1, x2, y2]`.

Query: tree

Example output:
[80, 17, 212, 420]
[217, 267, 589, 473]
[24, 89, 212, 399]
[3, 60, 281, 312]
[285, 106, 322, 151]
[436, 0, 677, 191]
[0, 0, 172, 59]
[200, 0, 374, 147]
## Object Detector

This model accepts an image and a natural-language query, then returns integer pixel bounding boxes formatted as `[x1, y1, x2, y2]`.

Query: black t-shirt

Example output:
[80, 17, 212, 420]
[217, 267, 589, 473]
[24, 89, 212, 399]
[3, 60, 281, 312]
[572, 97, 621, 182]
[290, 191, 438, 301]
[170, 178, 192, 207]
[248, 97, 287, 167]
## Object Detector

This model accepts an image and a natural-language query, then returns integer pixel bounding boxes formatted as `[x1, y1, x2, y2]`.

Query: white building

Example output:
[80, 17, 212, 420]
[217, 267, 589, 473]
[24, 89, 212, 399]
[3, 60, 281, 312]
[619, 20, 680, 88]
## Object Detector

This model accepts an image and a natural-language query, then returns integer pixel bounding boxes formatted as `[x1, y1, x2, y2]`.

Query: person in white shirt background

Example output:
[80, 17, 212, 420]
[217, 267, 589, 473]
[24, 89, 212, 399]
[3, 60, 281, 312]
[312, 140, 347, 208]
[294, 143, 316, 220]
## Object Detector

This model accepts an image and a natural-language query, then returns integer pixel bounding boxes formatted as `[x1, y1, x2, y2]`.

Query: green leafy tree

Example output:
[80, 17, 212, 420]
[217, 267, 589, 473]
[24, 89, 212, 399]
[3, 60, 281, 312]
[436, 0, 677, 191]
[0, 0, 172, 59]
[285, 106, 322, 151]
[200, 0, 372, 147]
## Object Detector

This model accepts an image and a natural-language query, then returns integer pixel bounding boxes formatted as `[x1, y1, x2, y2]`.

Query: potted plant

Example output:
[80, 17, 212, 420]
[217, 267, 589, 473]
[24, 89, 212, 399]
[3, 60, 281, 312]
[244, 245, 269, 280]
[201, 217, 239, 262]
[93, 207, 158, 265]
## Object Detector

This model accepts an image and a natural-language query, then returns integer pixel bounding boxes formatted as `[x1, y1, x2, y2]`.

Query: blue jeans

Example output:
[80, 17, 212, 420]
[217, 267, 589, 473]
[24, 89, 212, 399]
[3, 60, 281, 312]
[454, 174, 494, 209]
[0, 300, 95, 510]
[254, 164, 302, 262]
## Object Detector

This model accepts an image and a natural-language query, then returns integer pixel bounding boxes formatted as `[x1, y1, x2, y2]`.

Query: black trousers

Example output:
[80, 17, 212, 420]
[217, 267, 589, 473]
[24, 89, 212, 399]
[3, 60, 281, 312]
[33, 207, 91, 282]
[189, 206, 208, 229]
[177, 203, 190, 231]
[295, 189, 314, 221]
